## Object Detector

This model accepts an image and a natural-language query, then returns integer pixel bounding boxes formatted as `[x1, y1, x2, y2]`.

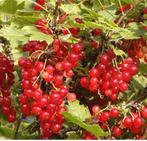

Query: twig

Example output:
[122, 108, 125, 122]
[125, 93, 146, 108]
[13, 116, 23, 139]
[53, 1, 59, 30]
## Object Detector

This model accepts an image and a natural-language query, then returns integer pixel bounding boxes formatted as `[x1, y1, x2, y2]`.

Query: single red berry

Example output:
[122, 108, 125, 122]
[35, 61, 44, 72]
[69, 28, 80, 37]
[7, 114, 16, 122]
[131, 126, 141, 134]
[50, 92, 62, 105]
[45, 65, 55, 74]
[40, 111, 50, 121]
[99, 111, 110, 122]
[110, 108, 119, 118]
[92, 28, 102, 36]
[100, 54, 111, 64]
[51, 123, 61, 134]
[39, 96, 48, 108]
[32, 106, 42, 115]
[141, 107, 147, 119]
[129, 65, 138, 75]
[143, 26, 147, 30]
[144, 7, 147, 14]
[91, 40, 98, 49]
[123, 116, 132, 128]
[92, 105, 100, 114]
[67, 93, 76, 101]
[133, 117, 143, 128]
[80, 77, 89, 88]
[119, 82, 128, 92]
[112, 126, 122, 138]
[75, 18, 83, 23]
[52, 38, 61, 52]
[122, 71, 131, 82]
[89, 67, 100, 77]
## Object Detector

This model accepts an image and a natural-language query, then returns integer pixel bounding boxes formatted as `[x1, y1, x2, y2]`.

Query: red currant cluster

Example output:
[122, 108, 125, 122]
[0, 53, 16, 122]
[18, 39, 85, 138]
[121, 38, 147, 62]
[22, 40, 48, 54]
[18, 56, 67, 139]
[123, 114, 143, 135]
[80, 49, 139, 100]
[90, 105, 147, 139]
[34, 0, 45, 11]
[35, 19, 53, 35]
[51, 39, 84, 73]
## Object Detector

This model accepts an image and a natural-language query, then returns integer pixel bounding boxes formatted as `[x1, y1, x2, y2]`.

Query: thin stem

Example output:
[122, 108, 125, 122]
[14, 117, 23, 139]
[125, 94, 146, 108]
[127, 93, 136, 102]
[97, 0, 104, 9]
[53, 1, 59, 30]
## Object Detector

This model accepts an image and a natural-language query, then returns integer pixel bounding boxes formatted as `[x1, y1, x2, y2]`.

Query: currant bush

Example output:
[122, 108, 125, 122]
[0, 0, 147, 140]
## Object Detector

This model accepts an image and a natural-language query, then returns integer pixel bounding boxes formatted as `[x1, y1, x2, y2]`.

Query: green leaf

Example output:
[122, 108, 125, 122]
[0, 26, 29, 47]
[0, 25, 53, 64]
[66, 132, 80, 139]
[132, 74, 147, 90]
[22, 26, 53, 44]
[61, 3, 81, 14]
[0, 26, 29, 64]
[121, 22, 147, 39]
[97, 5, 118, 21]
[12, 10, 40, 26]
[80, 4, 99, 19]
[112, 47, 127, 57]
[139, 62, 147, 73]
[63, 112, 108, 138]
[66, 100, 91, 121]
[0, 0, 25, 14]
[0, 126, 14, 139]
[0, 25, 53, 47]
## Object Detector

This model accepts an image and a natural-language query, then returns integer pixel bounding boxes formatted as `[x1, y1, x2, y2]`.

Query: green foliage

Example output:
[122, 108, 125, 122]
[22, 26, 53, 43]
[139, 62, 147, 73]
[0, 25, 53, 64]
[63, 101, 108, 138]
[0, 26, 53, 47]
[63, 112, 108, 139]
[112, 47, 127, 57]
[61, 3, 81, 14]
[0, 26, 29, 47]
[66, 100, 91, 121]
[0, 0, 147, 139]
[66, 132, 81, 139]
[12, 10, 40, 26]
[0, 0, 25, 14]
[132, 74, 147, 90]
[0, 126, 14, 139]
